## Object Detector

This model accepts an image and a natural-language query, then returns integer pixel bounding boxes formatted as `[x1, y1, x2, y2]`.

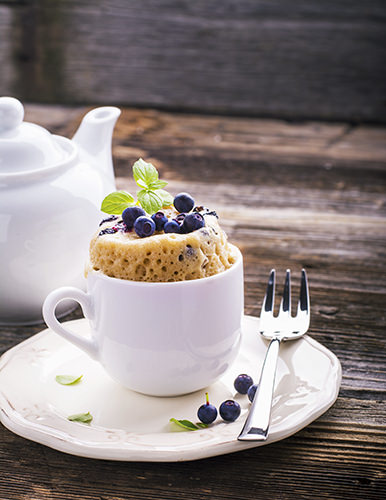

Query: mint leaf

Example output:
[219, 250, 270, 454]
[170, 418, 198, 431]
[55, 374, 83, 385]
[133, 158, 158, 187]
[169, 418, 208, 431]
[135, 179, 148, 189]
[101, 191, 135, 214]
[137, 189, 163, 214]
[148, 179, 168, 190]
[68, 412, 93, 424]
[156, 189, 174, 208]
[101, 159, 172, 215]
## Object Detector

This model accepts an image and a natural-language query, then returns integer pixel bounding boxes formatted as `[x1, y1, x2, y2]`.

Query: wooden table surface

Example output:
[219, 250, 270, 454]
[1, 105, 385, 500]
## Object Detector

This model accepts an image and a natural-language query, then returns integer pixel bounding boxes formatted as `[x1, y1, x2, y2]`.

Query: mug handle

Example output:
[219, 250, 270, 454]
[43, 287, 99, 360]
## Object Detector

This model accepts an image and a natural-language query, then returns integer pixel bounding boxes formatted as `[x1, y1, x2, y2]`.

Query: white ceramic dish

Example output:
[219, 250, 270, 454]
[0, 316, 341, 462]
[0, 96, 120, 325]
[43, 246, 244, 396]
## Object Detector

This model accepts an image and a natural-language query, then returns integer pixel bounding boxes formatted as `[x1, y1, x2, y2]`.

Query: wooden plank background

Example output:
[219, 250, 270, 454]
[1, 0, 386, 122]
[1, 104, 385, 499]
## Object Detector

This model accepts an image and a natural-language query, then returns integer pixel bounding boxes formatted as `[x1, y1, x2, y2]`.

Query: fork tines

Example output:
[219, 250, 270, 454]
[261, 269, 309, 323]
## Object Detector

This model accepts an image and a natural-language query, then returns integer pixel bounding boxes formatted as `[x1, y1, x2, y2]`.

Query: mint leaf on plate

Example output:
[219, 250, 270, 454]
[101, 191, 135, 214]
[55, 374, 83, 385]
[133, 158, 159, 187]
[68, 412, 93, 424]
[137, 189, 163, 214]
[169, 418, 208, 431]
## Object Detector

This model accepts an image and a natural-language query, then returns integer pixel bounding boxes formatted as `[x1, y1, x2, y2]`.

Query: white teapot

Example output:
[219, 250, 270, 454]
[0, 97, 121, 324]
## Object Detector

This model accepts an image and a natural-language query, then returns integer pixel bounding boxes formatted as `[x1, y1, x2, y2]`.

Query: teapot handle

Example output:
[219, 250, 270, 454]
[43, 287, 99, 360]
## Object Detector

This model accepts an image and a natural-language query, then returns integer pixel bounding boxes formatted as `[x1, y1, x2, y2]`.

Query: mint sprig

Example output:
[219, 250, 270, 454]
[133, 158, 171, 213]
[132, 158, 158, 185]
[148, 179, 168, 190]
[68, 412, 93, 424]
[137, 189, 163, 215]
[169, 418, 208, 431]
[101, 190, 135, 215]
[55, 374, 83, 385]
[156, 189, 173, 207]
[100, 159, 172, 215]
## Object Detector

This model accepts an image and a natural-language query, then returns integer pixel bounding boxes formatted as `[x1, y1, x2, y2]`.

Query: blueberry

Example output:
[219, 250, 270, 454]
[99, 227, 117, 236]
[122, 206, 146, 229]
[134, 216, 155, 238]
[197, 392, 217, 424]
[185, 244, 196, 257]
[219, 400, 241, 422]
[151, 211, 168, 231]
[174, 193, 195, 213]
[173, 214, 187, 232]
[247, 384, 258, 403]
[234, 374, 254, 395]
[174, 213, 186, 224]
[164, 220, 181, 233]
[182, 212, 205, 233]
[99, 215, 118, 226]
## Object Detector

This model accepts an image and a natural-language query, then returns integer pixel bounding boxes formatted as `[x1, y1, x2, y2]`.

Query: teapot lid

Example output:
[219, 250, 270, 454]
[0, 97, 73, 174]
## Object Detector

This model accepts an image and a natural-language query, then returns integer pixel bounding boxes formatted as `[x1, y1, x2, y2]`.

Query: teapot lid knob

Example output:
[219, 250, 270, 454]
[0, 97, 24, 132]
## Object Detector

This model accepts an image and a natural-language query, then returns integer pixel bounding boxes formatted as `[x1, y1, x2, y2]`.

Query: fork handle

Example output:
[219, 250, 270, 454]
[238, 337, 280, 441]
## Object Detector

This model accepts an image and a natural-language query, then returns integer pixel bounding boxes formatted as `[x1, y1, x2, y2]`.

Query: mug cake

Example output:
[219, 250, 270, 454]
[88, 164, 237, 282]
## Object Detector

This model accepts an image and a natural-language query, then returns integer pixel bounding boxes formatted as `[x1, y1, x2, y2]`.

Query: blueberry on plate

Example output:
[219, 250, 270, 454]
[182, 212, 205, 233]
[122, 206, 146, 229]
[197, 392, 217, 424]
[134, 216, 156, 238]
[247, 384, 258, 403]
[173, 193, 195, 213]
[219, 400, 241, 422]
[151, 211, 168, 231]
[234, 374, 254, 395]
[164, 220, 181, 234]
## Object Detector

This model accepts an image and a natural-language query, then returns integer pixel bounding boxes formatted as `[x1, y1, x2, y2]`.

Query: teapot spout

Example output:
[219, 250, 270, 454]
[73, 106, 121, 188]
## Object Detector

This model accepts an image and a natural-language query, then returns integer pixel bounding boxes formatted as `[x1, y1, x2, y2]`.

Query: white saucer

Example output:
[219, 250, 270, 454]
[0, 316, 341, 462]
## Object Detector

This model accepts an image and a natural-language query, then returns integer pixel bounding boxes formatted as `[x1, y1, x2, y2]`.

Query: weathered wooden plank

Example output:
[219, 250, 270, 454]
[328, 126, 386, 162]
[24, 105, 386, 165]
[22, 103, 84, 133]
[1, 105, 385, 500]
[3, 0, 386, 122]
[0, 5, 14, 95]
[1, 423, 385, 500]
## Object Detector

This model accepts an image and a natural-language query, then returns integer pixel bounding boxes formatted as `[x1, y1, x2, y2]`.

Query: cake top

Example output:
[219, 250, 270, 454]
[97, 158, 218, 240]
[87, 158, 236, 282]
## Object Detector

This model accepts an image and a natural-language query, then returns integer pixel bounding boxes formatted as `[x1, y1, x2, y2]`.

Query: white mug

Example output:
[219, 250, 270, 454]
[43, 245, 244, 396]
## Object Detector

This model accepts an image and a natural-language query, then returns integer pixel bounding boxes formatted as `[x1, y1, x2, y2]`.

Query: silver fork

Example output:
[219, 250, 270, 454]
[238, 269, 310, 441]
